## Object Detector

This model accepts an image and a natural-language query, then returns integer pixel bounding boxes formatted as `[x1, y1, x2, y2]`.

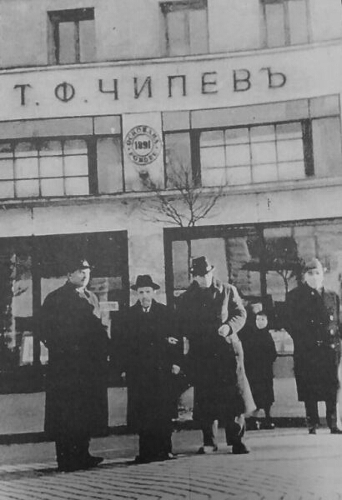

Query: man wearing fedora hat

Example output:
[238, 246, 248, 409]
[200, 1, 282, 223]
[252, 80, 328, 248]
[177, 256, 249, 454]
[38, 258, 109, 472]
[120, 275, 181, 463]
[286, 257, 342, 435]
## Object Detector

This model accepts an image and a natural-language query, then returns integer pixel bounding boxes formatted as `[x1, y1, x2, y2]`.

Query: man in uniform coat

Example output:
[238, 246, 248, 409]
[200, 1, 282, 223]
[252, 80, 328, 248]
[120, 275, 181, 463]
[38, 259, 109, 472]
[177, 256, 249, 454]
[286, 258, 342, 434]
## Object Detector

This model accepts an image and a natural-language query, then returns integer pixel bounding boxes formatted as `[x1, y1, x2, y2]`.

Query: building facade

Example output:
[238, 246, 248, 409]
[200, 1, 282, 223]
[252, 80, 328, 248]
[0, 0, 341, 391]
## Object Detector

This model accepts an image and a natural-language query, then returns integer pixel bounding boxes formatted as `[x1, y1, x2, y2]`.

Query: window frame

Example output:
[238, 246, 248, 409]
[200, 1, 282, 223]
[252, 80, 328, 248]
[48, 8, 95, 65]
[197, 119, 313, 187]
[160, 0, 208, 56]
[0, 133, 123, 200]
[261, 0, 311, 48]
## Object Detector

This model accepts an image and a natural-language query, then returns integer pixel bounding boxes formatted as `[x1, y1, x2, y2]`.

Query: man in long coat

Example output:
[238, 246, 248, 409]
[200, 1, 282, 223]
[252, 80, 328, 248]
[120, 275, 181, 463]
[38, 259, 109, 472]
[178, 256, 249, 454]
[286, 258, 342, 434]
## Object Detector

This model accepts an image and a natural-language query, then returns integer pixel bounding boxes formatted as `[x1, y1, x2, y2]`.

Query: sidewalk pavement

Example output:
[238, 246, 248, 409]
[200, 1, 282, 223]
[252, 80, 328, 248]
[0, 378, 308, 441]
[0, 428, 341, 500]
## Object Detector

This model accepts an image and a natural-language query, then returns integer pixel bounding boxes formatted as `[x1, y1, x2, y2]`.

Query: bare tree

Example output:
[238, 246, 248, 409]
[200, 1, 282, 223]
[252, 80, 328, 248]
[139, 161, 224, 228]
[139, 160, 225, 277]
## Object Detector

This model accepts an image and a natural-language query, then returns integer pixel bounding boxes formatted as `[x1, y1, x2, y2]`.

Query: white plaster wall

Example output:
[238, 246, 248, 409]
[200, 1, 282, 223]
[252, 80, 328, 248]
[0, 180, 337, 291]
[208, 0, 261, 53]
[0, 0, 341, 69]
[1, 42, 342, 122]
[310, 0, 342, 42]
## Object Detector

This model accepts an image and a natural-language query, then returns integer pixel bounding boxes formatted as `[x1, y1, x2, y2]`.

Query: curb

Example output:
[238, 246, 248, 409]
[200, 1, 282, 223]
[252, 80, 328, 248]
[0, 418, 308, 445]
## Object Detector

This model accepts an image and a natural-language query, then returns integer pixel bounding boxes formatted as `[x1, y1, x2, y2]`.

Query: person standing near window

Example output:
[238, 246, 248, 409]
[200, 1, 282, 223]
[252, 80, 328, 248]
[38, 258, 109, 472]
[119, 275, 181, 463]
[286, 258, 342, 435]
[177, 256, 249, 454]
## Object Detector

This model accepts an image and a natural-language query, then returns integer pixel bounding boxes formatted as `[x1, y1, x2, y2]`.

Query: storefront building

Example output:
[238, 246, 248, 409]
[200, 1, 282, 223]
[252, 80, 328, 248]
[0, 0, 341, 392]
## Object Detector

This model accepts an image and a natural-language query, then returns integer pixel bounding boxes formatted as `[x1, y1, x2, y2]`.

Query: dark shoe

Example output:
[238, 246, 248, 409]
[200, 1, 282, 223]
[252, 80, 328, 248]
[197, 445, 218, 454]
[330, 428, 342, 434]
[166, 452, 177, 460]
[232, 442, 249, 455]
[308, 426, 317, 435]
[81, 455, 104, 469]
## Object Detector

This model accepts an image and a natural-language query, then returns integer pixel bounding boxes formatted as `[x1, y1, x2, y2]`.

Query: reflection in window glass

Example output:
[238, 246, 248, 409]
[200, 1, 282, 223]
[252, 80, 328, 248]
[40, 141, 63, 156]
[0, 143, 13, 158]
[64, 139, 87, 155]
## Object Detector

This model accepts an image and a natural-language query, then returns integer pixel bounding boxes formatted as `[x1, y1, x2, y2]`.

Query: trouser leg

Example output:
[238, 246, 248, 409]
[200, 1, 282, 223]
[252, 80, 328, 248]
[69, 434, 90, 467]
[55, 438, 70, 471]
[304, 400, 320, 429]
[201, 419, 218, 447]
[325, 396, 337, 430]
[225, 415, 245, 446]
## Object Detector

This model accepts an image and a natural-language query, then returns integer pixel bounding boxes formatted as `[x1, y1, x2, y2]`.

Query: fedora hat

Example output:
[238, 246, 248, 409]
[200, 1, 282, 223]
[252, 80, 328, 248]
[131, 275, 160, 290]
[190, 256, 214, 277]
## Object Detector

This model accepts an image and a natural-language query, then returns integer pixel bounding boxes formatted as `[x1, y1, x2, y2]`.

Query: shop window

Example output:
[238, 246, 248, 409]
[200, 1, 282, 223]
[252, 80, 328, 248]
[48, 8, 95, 64]
[261, 0, 310, 47]
[160, 0, 208, 56]
[199, 121, 308, 187]
[0, 232, 128, 392]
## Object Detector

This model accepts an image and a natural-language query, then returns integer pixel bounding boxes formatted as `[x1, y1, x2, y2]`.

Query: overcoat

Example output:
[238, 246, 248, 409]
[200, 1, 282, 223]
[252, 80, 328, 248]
[121, 300, 181, 433]
[38, 282, 109, 439]
[239, 326, 277, 408]
[177, 279, 247, 421]
[286, 283, 341, 402]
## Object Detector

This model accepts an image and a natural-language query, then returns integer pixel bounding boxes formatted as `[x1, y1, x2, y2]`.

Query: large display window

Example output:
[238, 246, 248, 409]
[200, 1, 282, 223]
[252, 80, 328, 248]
[165, 218, 342, 355]
[0, 231, 128, 393]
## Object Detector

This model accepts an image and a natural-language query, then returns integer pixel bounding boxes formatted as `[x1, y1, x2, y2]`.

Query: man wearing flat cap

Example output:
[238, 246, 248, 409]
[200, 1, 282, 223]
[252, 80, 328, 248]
[286, 258, 342, 434]
[37, 258, 109, 472]
[177, 256, 250, 454]
[119, 275, 181, 463]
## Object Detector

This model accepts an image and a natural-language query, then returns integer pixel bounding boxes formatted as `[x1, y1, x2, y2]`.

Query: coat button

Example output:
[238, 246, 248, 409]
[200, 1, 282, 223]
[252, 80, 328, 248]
[330, 329, 335, 335]
[330, 315, 334, 321]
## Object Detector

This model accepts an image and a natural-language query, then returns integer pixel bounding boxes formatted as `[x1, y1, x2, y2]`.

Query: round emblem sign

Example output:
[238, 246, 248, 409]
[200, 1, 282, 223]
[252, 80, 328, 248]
[124, 125, 162, 166]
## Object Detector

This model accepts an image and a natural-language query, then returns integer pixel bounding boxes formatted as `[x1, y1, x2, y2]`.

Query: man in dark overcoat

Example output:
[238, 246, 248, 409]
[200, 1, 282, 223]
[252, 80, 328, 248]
[120, 275, 181, 463]
[38, 259, 109, 472]
[286, 258, 342, 434]
[177, 256, 249, 454]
